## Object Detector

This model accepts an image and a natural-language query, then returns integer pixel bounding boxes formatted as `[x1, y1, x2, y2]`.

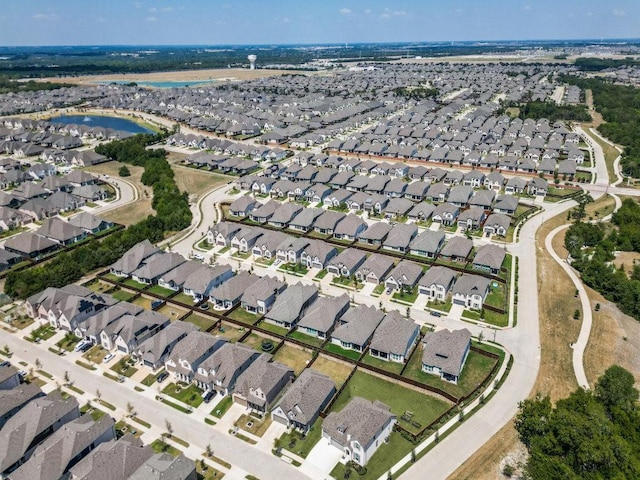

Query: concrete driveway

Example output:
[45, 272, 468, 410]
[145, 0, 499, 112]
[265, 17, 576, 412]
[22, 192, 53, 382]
[302, 437, 343, 479]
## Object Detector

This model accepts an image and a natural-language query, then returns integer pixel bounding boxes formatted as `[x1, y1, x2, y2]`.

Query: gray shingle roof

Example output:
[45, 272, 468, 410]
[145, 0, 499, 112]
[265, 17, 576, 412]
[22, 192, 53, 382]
[370, 311, 419, 357]
[128, 453, 196, 480]
[331, 305, 385, 346]
[422, 328, 471, 377]
[473, 244, 506, 270]
[233, 354, 294, 408]
[273, 369, 335, 427]
[297, 294, 350, 333]
[265, 283, 318, 325]
[323, 397, 395, 449]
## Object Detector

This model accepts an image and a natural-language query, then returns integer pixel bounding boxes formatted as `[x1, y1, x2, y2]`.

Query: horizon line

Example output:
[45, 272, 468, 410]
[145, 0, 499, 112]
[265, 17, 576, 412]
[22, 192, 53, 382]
[1, 38, 639, 49]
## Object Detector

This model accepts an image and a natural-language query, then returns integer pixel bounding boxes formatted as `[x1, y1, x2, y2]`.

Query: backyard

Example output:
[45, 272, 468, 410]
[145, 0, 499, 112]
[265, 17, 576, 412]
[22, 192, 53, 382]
[287, 330, 324, 348]
[184, 314, 217, 332]
[403, 345, 500, 400]
[241, 332, 279, 353]
[331, 370, 451, 435]
[310, 354, 355, 387]
[227, 308, 261, 326]
[110, 288, 136, 302]
[272, 344, 313, 375]
[361, 354, 405, 375]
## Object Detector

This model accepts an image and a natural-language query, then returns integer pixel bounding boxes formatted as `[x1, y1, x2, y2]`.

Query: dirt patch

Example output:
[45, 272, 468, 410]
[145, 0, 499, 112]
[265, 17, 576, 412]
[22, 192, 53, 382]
[612, 251, 640, 277]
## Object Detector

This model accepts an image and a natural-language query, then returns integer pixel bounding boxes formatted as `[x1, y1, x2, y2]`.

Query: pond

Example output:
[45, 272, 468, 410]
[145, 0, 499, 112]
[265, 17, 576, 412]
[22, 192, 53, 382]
[49, 114, 154, 134]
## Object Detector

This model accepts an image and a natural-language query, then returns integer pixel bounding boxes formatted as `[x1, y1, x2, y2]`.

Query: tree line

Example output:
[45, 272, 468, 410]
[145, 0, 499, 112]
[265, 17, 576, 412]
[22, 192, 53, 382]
[562, 76, 640, 177]
[4, 134, 192, 299]
[564, 198, 640, 320]
[517, 100, 591, 123]
[515, 365, 640, 479]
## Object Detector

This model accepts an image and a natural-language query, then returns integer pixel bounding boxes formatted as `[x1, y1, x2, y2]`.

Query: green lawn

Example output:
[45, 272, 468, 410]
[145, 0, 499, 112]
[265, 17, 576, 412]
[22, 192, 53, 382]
[257, 321, 289, 337]
[172, 292, 198, 305]
[361, 354, 404, 375]
[330, 430, 415, 480]
[331, 370, 451, 434]
[110, 357, 138, 377]
[184, 314, 217, 331]
[324, 343, 362, 361]
[372, 283, 385, 296]
[147, 285, 176, 297]
[162, 383, 204, 408]
[331, 276, 362, 290]
[102, 273, 123, 283]
[227, 308, 261, 325]
[278, 263, 309, 276]
[403, 346, 499, 399]
[287, 330, 324, 348]
[392, 287, 419, 304]
[216, 322, 247, 342]
[314, 269, 328, 280]
[123, 278, 148, 289]
[31, 324, 56, 341]
[426, 299, 452, 313]
[272, 344, 313, 375]
[242, 332, 278, 353]
[481, 309, 509, 328]
[110, 289, 136, 302]
[278, 419, 324, 458]
[56, 333, 80, 351]
[485, 282, 507, 310]
[83, 345, 108, 364]
[151, 440, 181, 456]
[212, 396, 233, 418]
[141, 369, 165, 387]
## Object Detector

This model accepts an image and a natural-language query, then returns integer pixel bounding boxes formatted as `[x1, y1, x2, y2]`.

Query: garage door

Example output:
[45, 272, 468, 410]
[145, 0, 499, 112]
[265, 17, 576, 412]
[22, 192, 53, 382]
[453, 298, 465, 306]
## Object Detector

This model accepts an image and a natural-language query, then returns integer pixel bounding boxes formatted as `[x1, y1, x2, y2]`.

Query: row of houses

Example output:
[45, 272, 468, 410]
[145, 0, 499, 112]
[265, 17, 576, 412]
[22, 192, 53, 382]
[0, 363, 196, 480]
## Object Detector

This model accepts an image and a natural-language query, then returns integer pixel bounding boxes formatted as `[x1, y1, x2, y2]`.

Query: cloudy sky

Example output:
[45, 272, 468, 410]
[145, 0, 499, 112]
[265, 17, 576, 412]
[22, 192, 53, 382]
[1, 0, 638, 46]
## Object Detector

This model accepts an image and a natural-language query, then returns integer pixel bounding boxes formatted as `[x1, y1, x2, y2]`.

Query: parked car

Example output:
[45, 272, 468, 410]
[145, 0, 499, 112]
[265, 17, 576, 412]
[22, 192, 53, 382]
[193, 252, 205, 261]
[385, 287, 393, 295]
[74, 340, 89, 352]
[103, 353, 115, 364]
[157, 371, 169, 383]
[79, 342, 92, 353]
[430, 310, 442, 317]
[202, 390, 217, 403]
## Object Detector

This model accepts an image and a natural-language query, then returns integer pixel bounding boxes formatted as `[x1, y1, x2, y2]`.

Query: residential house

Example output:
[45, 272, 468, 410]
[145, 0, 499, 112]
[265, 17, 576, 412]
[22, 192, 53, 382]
[101, 311, 170, 353]
[384, 261, 423, 292]
[330, 305, 385, 353]
[249, 200, 279, 223]
[322, 397, 396, 466]
[36, 217, 86, 246]
[422, 328, 472, 384]
[229, 196, 258, 217]
[301, 240, 338, 270]
[483, 213, 510, 237]
[472, 244, 506, 275]
[333, 214, 367, 241]
[409, 230, 445, 258]
[448, 185, 474, 207]
[369, 311, 420, 363]
[8, 415, 115, 480]
[268, 203, 303, 229]
[404, 181, 430, 202]
[382, 224, 418, 254]
[232, 354, 294, 414]
[418, 266, 457, 301]
[0, 392, 80, 475]
[134, 320, 197, 369]
[194, 343, 259, 396]
[355, 253, 395, 284]
[505, 177, 527, 195]
[240, 275, 286, 315]
[356, 222, 392, 246]
[527, 177, 548, 197]
[431, 203, 460, 226]
[231, 227, 264, 252]
[208, 272, 261, 310]
[313, 210, 346, 236]
[67, 212, 114, 234]
[157, 260, 202, 292]
[383, 197, 414, 219]
[131, 252, 187, 286]
[297, 294, 350, 339]
[440, 236, 473, 262]
[289, 208, 323, 233]
[68, 434, 153, 480]
[0, 381, 43, 429]
[451, 274, 491, 310]
[208, 221, 242, 247]
[182, 265, 234, 303]
[407, 202, 435, 222]
[271, 370, 336, 434]
[493, 195, 519, 215]
[276, 237, 310, 264]
[457, 206, 486, 231]
[165, 332, 226, 383]
[263, 283, 318, 330]
[109, 240, 161, 277]
[4, 231, 58, 259]
[251, 230, 291, 260]
[327, 248, 367, 277]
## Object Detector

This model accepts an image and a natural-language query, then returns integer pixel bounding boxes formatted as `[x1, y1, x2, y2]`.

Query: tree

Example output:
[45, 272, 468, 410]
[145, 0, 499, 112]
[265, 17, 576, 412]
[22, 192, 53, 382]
[63, 371, 70, 385]
[126, 402, 135, 417]
[165, 419, 173, 437]
[35, 358, 42, 369]
[118, 165, 131, 177]
[514, 393, 552, 449]
[595, 365, 639, 414]
[95, 389, 102, 401]
[205, 444, 213, 457]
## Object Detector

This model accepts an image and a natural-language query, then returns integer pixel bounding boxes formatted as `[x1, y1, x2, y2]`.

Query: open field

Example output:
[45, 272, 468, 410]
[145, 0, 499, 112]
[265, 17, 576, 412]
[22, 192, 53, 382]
[612, 251, 640, 277]
[170, 163, 231, 200]
[41, 68, 299, 86]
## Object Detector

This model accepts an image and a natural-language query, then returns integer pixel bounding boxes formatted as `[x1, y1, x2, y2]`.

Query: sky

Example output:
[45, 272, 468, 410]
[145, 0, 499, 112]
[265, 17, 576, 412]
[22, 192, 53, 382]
[0, 0, 638, 46]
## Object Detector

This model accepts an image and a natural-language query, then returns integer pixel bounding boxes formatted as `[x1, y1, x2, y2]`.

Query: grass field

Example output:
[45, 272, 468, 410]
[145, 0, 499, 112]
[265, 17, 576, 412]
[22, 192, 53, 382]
[310, 355, 354, 387]
[331, 370, 451, 434]
[111, 356, 138, 378]
[110, 289, 136, 302]
[217, 322, 247, 342]
[360, 354, 404, 375]
[146, 285, 176, 297]
[227, 308, 261, 325]
[157, 304, 188, 320]
[131, 295, 154, 310]
[162, 382, 203, 408]
[323, 343, 362, 361]
[287, 330, 324, 348]
[235, 413, 272, 438]
[241, 332, 276, 352]
[272, 344, 313, 375]
[171, 164, 231, 200]
[403, 346, 499, 399]
[83, 345, 108, 363]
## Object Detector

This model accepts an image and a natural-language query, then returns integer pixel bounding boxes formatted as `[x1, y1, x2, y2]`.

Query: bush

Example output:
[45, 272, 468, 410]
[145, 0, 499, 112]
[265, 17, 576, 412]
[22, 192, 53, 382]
[118, 165, 131, 177]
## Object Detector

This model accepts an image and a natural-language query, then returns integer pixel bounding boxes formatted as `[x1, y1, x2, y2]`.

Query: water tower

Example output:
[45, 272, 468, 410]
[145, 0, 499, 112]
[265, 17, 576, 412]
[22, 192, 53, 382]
[248, 54, 257, 70]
